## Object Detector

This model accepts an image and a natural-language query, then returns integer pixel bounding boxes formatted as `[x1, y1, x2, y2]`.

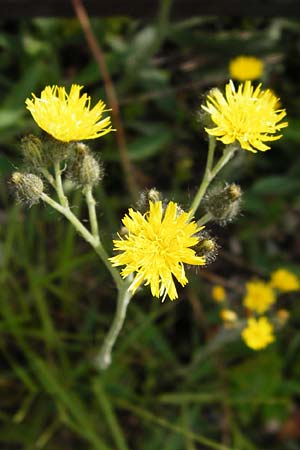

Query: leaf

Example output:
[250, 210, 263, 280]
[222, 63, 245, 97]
[249, 175, 300, 196]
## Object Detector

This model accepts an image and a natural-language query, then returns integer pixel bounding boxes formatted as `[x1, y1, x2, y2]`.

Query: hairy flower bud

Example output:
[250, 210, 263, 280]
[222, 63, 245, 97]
[10, 172, 44, 206]
[68, 143, 103, 188]
[136, 188, 162, 213]
[21, 134, 46, 168]
[43, 137, 72, 163]
[193, 230, 218, 265]
[203, 183, 242, 225]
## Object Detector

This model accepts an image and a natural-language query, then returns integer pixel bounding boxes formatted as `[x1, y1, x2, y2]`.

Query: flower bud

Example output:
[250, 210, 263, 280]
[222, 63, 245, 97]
[136, 188, 162, 213]
[10, 172, 44, 206]
[193, 230, 218, 265]
[21, 134, 46, 168]
[203, 183, 242, 225]
[43, 137, 72, 163]
[68, 143, 103, 188]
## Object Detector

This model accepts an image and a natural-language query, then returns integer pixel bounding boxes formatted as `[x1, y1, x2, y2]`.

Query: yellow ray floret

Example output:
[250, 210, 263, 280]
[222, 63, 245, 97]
[243, 279, 276, 314]
[110, 201, 206, 301]
[229, 55, 264, 81]
[26, 84, 113, 142]
[202, 80, 288, 152]
[242, 317, 275, 350]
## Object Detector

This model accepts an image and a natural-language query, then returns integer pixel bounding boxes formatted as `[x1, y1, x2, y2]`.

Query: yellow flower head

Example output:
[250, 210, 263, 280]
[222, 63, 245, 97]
[26, 84, 113, 142]
[242, 317, 275, 350]
[229, 56, 264, 81]
[110, 201, 206, 301]
[243, 280, 276, 314]
[270, 268, 299, 292]
[202, 80, 288, 152]
[212, 285, 226, 302]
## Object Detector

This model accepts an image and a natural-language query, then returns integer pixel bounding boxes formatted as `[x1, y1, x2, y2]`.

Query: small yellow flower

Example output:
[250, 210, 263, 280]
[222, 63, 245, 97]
[242, 317, 275, 350]
[212, 285, 226, 302]
[229, 56, 264, 81]
[270, 268, 299, 292]
[26, 84, 113, 142]
[220, 309, 237, 323]
[110, 201, 206, 301]
[243, 280, 276, 314]
[202, 80, 288, 152]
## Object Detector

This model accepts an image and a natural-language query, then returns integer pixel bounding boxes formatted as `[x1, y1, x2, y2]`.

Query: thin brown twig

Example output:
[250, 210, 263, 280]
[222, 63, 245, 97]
[71, 0, 139, 201]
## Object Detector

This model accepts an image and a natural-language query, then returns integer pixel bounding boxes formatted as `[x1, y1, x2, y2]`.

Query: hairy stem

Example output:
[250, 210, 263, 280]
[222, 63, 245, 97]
[84, 186, 99, 239]
[40, 192, 122, 288]
[190, 140, 236, 216]
[95, 285, 133, 370]
[190, 136, 216, 215]
[53, 161, 69, 208]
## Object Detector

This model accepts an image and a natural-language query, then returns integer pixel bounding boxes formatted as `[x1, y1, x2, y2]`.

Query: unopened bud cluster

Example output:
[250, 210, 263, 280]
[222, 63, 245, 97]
[11, 134, 105, 208]
[203, 183, 242, 225]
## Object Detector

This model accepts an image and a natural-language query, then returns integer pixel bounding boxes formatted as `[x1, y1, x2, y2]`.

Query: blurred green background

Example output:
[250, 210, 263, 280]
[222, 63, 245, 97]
[1, 8, 300, 450]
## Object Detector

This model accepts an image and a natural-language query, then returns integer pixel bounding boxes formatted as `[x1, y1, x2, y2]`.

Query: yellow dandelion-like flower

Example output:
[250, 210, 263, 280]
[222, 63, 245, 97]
[229, 56, 264, 81]
[26, 84, 113, 142]
[242, 317, 275, 350]
[212, 285, 226, 302]
[202, 80, 288, 152]
[110, 201, 206, 301]
[243, 280, 276, 314]
[270, 268, 299, 292]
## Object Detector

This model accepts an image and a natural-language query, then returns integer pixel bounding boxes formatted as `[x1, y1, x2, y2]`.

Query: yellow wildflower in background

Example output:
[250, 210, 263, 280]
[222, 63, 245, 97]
[26, 84, 113, 142]
[220, 309, 237, 323]
[242, 317, 275, 350]
[212, 285, 226, 302]
[270, 268, 299, 292]
[202, 80, 288, 152]
[229, 56, 264, 81]
[243, 280, 276, 314]
[110, 201, 206, 301]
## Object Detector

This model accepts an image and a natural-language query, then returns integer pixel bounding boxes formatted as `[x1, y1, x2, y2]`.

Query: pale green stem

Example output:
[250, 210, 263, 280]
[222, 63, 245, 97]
[95, 284, 133, 370]
[197, 212, 212, 227]
[54, 161, 69, 208]
[40, 192, 122, 289]
[190, 141, 237, 216]
[93, 242, 124, 291]
[42, 182, 132, 370]
[190, 136, 216, 216]
[84, 186, 99, 239]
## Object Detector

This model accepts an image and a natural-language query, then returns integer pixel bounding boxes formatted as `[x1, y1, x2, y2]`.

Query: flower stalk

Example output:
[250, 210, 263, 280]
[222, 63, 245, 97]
[190, 138, 236, 215]
[95, 284, 133, 370]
